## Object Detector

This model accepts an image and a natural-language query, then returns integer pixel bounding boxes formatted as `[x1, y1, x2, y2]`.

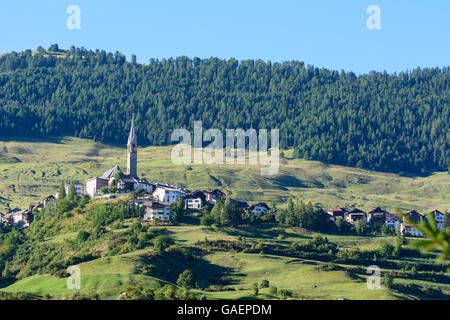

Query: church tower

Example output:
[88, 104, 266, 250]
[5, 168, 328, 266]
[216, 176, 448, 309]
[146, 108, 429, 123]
[127, 115, 138, 178]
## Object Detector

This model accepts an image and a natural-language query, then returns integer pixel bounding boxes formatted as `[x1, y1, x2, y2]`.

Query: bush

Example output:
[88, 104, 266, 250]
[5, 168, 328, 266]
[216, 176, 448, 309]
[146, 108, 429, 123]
[200, 214, 214, 226]
[153, 235, 174, 254]
[121, 285, 155, 300]
[252, 283, 259, 296]
[76, 230, 90, 242]
[316, 262, 340, 271]
[260, 279, 270, 288]
[269, 286, 278, 296]
[176, 270, 195, 289]
[383, 274, 394, 289]
[278, 289, 292, 299]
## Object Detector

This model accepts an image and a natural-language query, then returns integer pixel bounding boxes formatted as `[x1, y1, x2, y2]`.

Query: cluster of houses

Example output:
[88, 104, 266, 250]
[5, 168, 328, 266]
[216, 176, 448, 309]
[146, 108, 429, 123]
[0, 118, 272, 229]
[0, 195, 55, 229]
[1, 117, 446, 238]
[136, 186, 270, 222]
[326, 206, 446, 237]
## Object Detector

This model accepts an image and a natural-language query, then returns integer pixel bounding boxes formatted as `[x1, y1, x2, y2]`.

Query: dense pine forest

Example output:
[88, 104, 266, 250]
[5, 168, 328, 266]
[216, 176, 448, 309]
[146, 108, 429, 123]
[0, 45, 448, 174]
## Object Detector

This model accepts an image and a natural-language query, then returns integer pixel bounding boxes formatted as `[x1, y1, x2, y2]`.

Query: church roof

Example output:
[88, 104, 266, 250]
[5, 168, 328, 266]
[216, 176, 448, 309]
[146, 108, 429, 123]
[101, 165, 121, 179]
[128, 115, 137, 145]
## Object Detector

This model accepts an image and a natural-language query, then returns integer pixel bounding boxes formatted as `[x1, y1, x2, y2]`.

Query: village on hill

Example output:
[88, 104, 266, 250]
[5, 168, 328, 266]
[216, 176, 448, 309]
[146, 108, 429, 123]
[0, 117, 447, 238]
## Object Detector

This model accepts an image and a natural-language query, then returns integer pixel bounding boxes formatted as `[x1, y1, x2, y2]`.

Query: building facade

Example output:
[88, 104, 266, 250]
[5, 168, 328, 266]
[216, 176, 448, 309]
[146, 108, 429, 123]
[86, 177, 109, 197]
[143, 201, 172, 221]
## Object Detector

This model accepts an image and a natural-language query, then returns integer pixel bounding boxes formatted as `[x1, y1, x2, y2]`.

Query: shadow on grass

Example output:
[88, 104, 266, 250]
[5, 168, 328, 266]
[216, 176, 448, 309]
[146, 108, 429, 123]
[138, 248, 242, 289]
[0, 279, 16, 289]
[0, 136, 66, 145]
[220, 224, 311, 243]
[390, 283, 450, 300]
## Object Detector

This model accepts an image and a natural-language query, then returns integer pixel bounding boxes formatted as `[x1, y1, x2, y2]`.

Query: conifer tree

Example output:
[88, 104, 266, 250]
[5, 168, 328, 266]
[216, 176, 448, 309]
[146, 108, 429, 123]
[68, 179, 77, 201]
[58, 180, 66, 199]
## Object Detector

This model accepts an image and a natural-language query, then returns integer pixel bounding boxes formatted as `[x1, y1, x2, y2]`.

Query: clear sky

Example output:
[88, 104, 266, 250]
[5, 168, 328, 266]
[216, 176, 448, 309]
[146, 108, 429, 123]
[0, 0, 448, 74]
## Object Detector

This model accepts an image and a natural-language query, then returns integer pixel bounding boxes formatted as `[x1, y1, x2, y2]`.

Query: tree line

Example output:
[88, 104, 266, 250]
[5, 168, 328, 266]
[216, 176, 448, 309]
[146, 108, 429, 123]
[0, 44, 448, 174]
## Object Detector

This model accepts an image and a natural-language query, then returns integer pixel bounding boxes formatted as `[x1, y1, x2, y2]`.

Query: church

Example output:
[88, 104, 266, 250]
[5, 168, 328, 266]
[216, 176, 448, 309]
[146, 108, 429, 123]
[86, 116, 153, 197]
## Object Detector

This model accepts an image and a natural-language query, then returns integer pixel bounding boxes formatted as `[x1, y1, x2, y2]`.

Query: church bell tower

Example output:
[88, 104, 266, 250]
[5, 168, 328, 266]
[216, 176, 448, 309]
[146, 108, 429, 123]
[127, 115, 138, 178]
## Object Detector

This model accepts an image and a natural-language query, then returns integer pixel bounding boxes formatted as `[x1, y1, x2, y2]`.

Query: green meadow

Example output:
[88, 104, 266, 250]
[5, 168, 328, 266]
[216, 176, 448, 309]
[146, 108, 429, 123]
[4, 221, 448, 300]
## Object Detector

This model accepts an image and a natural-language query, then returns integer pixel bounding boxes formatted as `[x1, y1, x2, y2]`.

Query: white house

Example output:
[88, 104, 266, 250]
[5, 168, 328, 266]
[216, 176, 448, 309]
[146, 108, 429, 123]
[245, 203, 271, 216]
[152, 186, 187, 203]
[185, 197, 203, 209]
[184, 191, 207, 209]
[64, 183, 87, 197]
[430, 210, 444, 229]
[143, 201, 172, 221]
[385, 213, 400, 229]
[400, 223, 423, 237]
[133, 180, 154, 193]
[400, 211, 425, 237]
[1, 209, 32, 229]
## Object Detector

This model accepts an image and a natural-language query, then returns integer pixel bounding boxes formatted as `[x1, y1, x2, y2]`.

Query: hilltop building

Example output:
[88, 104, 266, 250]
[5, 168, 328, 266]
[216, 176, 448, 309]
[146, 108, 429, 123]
[85, 116, 152, 196]
[127, 115, 138, 178]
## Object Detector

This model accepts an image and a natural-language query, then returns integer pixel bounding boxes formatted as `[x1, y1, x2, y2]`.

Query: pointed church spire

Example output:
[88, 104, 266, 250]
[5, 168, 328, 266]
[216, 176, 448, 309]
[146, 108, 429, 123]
[127, 113, 138, 178]
[128, 113, 137, 145]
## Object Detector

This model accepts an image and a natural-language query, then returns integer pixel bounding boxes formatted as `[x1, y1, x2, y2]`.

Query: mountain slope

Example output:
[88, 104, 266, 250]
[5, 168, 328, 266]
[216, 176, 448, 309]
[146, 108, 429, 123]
[0, 46, 448, 174]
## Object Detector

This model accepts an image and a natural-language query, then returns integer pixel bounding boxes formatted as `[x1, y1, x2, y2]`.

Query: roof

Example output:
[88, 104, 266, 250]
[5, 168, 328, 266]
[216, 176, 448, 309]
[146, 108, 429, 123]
[347, 208, 366, 214]
[143, 201, 172, 208]
[406, 210, 423, 216]
[207, 189, 225, 196]
[117, 175, 152, 184]
[154, 185, 187, 193]
[101, 165, 121, 179]
[328, 206, 350, 212]
[230, 199, 249, 207]
[5, 209, 29, 216]
[368, 207, 388, 215]
[136, 179, 152, 185]
[405, 210, 425, 223]
[247, 203, 270, 211]
[128, 115, 137, 145]
[186, 191, 207, 201]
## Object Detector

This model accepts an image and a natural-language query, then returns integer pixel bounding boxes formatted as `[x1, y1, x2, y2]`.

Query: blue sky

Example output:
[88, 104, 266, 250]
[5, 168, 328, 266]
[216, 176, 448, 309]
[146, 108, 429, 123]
[0, 0, 448, 74]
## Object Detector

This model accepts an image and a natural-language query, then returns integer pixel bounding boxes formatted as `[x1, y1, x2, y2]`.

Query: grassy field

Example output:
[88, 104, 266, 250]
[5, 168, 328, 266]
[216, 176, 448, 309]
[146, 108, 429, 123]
[4, 221, 447, 300]
[0, 136, 448, 214]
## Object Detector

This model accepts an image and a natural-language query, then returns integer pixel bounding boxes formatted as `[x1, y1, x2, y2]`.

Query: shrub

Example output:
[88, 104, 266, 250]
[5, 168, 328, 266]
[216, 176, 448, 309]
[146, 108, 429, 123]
[176, 270, 195, 289]
[153, 235, 174, 254]
[278, 289, 292, 299]
[252, 283, 259, 296]
[269, 286, 278, 296]
[383, 274, 394, 289]
[260, 279, 270, 288]
[76, 230, 90, 242]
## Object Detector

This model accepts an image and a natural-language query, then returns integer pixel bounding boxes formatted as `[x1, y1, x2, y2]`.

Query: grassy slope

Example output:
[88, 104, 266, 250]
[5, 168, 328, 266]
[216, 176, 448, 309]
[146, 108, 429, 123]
[0, 136, 448, 213]
[3, 223, 399, 300]
[6, 222, 446, 300]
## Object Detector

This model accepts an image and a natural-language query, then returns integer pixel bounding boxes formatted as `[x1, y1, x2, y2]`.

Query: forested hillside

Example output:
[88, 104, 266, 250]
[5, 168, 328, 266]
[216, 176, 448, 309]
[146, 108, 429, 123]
[0, 45, 448, 174]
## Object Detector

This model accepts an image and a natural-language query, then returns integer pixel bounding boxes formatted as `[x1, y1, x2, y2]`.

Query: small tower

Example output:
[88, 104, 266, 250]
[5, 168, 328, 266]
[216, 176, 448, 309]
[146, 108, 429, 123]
[127, 115, 138, 178]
